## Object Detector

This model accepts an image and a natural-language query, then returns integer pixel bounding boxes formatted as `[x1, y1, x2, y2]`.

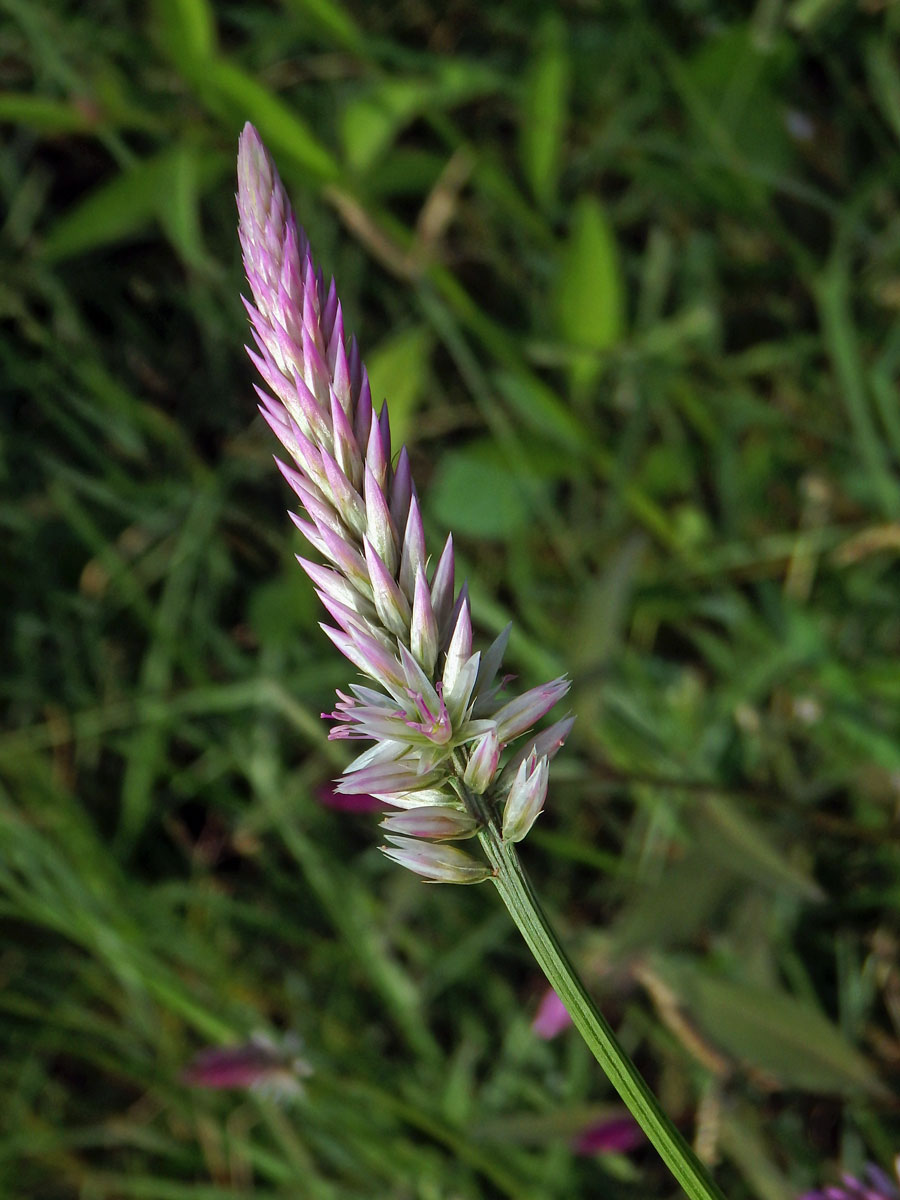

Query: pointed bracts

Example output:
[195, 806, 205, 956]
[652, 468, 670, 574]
[237, 123, 573, 879]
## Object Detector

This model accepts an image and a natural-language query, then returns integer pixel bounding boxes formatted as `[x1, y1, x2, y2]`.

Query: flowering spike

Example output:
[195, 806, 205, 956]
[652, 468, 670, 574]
[237, 123, 571, 873]
[318, 453, 366, 537]
[300, 323, 330, 408]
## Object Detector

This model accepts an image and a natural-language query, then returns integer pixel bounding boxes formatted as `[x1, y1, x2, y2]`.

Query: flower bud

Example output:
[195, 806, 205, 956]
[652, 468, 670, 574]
[380, 806, 479, 841]
[497, 715, 575, 793]
[463, 727, 500, 794]
[493, 676, 570, 744]
[501, 752, 549, 843]
[380, 835, 492, 884]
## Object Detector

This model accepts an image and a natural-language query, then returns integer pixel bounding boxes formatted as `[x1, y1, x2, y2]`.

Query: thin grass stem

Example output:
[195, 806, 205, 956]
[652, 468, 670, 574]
[469, 787, 727, 1200]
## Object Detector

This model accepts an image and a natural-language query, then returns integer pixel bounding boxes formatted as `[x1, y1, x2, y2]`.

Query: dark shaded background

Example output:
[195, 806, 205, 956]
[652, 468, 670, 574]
[2, 1, 899, 1196]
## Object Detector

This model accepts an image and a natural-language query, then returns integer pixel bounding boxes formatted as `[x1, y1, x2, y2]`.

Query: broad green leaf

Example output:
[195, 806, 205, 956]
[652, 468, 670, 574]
[552, 194, 625, 396]
[696, 795, 824, 902]
[41, 146, 228, 262]
[279, 0, 365, 52]
[341, 61, 501, 173]
[610, 852, 735, 954]
[683, 24, 795, 179]
[364, 147, 447, 200]
[429, 443, 537, 539]
[365, 324, 432, 450]
[665, 963, 886, 1096]
[341, 80, 430, 174]
[518, 12, 569, 211]
[720, 1106, 795, 1200]
[866, 36, 900, 146]
[492, 370, 589, 454]
[156, 145, 212, 269]
[248, 571, 319, 650]
[151, 0, 217, 73]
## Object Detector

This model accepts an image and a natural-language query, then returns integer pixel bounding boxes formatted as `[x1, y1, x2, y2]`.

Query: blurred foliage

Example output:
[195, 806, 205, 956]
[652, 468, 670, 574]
[2, 0, 900, 1197]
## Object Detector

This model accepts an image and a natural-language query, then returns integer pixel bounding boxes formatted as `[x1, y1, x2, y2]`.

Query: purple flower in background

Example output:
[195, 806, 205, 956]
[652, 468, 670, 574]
[315, 783, 385, 813]
[236, 124, 573, 882]
[532, 987, 573, 1039]
[183, 1032, 312, 1099]
[798, 1163, 900, 1200]
[573, 1114, 644, 1156]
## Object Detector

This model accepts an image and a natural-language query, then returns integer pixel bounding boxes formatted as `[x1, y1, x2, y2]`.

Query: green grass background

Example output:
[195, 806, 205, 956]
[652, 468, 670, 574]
[2, 1, 900, 1196]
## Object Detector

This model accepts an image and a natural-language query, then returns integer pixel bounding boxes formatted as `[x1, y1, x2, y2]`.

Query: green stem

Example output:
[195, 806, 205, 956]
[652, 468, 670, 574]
[474, 810, 726, 1200]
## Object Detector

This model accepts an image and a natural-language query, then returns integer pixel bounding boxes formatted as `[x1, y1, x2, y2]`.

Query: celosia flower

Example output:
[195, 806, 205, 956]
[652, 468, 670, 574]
[237, 123, 573, 882]
[182, 1032, 312, 1100]
[798, 1162, 900, 1200]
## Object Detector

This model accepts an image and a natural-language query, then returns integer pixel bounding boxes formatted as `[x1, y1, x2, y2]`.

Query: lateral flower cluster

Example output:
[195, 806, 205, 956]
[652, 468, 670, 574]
[237, 123, 573, 883]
